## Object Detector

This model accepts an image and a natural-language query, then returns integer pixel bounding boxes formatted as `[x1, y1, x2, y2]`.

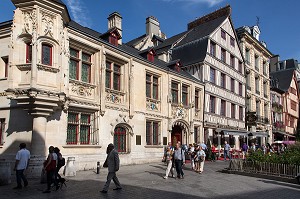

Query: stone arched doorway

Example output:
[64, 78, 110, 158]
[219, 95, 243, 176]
[112, 123, 133, 153]
[171, 120, 189, 146]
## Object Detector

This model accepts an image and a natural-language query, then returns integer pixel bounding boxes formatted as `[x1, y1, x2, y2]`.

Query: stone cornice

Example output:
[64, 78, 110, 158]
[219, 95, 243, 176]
[37, 64, 60, 73]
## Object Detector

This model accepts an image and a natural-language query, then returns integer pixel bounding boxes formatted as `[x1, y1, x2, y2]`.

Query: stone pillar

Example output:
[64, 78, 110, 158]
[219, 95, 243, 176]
[0, 161, 11, 185]
[28, 116, 47, 177]
[31, 116, 47, 156]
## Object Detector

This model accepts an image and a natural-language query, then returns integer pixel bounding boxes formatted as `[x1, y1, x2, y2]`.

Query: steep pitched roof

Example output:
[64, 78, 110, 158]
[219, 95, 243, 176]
[0, 20, 13, 28]
[68, 20, 102, 38]
[154, 6, 229, 64]
[53, 0, 65, 5]
[126, 34, 147, 47]
[270, 69, 295, 92]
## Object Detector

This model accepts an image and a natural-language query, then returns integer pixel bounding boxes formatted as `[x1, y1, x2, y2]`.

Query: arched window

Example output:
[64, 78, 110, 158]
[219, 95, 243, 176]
[42, 44, 52, 66]
[114, 127, 127, 152]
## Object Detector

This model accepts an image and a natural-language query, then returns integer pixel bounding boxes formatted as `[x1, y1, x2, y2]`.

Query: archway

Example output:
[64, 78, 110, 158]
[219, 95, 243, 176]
[171, 120, 189, 146]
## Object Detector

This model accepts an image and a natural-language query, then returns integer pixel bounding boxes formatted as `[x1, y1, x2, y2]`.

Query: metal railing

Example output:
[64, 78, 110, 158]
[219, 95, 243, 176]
[257, 115, 269, 124]
[228, 160, 300, 179]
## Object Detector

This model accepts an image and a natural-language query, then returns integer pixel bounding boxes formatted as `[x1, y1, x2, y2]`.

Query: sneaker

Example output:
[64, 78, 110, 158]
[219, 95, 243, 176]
[13, 186, 22, 190]
[163, 176, 168, 179]
[100, 190, 108, 194]
[113, 187, 122, 190]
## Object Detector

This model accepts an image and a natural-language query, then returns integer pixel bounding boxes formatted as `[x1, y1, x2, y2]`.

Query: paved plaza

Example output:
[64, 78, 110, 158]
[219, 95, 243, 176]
[1, 161, 299, 199]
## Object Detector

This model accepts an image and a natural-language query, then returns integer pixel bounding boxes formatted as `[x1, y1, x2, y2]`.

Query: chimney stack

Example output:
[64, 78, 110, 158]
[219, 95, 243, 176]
[146, 16, 160, 37]
[108, 12, 122, 44]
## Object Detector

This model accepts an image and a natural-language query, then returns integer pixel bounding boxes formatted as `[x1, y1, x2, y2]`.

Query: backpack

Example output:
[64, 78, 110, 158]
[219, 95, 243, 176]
[57, 153, 65, 167]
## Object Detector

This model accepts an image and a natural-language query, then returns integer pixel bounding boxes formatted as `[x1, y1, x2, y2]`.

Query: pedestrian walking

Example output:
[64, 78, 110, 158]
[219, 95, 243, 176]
[195, 146, 206, 174]
[211, 144, 216, 161]
[223, 141, 231, 161]
[242, 142, 248, 159]
[43, 146, 58, 193]
[13, 143, 30, 189]
[163, 146, 174, 179]
[174, 142, 185, 179]
[101, 144, 122, 193]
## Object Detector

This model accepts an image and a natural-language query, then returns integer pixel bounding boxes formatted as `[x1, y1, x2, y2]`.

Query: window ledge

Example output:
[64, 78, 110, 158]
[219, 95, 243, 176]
[69, 79, 96, 88]
[144, 145, 164, 148]
[62, 145, 102, 148]
[106, 88, 125, 96]
[37, 64, 60, 73]
[0, 77, 7, 81]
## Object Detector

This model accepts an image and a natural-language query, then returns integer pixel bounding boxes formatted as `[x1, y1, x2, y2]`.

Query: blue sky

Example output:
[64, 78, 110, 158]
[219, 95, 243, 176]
[1, 0, 299, 61]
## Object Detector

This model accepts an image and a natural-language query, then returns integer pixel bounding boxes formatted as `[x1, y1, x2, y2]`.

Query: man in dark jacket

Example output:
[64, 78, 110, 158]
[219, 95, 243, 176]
[101, 144, 122, 193]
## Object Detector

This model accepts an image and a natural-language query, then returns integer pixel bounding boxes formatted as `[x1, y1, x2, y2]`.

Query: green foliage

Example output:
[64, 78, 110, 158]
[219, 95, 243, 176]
[247, 143, 300, 165]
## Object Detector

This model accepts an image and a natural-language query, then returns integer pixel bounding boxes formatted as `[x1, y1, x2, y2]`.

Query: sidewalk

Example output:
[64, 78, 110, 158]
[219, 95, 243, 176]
[1, 160, 299, 199]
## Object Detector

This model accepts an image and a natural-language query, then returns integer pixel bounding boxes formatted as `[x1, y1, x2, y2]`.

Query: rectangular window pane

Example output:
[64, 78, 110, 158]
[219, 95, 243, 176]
[81, 63, 91, 82]
[80, 125, 90, 144]
[153, 122, 159, 145]
[113, 73, 120, 91]
[221, 73, 225, 88]
[146, 122, 151, 145]
[153, 84, 158, 99]
[221, 100, 226, 116]
[146, 82, 151, 98]
[210, 68, 215, 83]
[82, 53, 91, 62]
[210, 96, 215, 113]
[70, 48, 79, 58]
[106, 71, 111, 88]
[42, 45, 51, 66]
[69, 59, 78, 79]
[67, 124, 77, 144]
[231, 104, 235, 119]
[231, 78, 235, 92]
[114, 64, 121, 73]
[195, 90, 199, 109]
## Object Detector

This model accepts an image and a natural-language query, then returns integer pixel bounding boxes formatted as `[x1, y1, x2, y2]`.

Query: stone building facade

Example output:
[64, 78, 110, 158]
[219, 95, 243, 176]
[236, 25, 273, 144]
[0, 0, 204, 173]
[129, 6, 247, 149]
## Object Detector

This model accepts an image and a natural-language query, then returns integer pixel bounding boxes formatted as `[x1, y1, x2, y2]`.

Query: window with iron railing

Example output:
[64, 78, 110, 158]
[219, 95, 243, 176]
[146, 120, 160, 145]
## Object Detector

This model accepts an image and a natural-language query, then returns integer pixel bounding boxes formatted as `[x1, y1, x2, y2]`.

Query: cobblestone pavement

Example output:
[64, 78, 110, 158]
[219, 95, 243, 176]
[1, 161, 300, 199]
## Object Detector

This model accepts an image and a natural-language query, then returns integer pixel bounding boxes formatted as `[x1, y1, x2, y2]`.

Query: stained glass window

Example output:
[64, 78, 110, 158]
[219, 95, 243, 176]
[69, 59, 78, 80]
[81, 63, 90, 83]
[42, 44, 52, 66]
[69, 48, 91, 82]
[67, 113, 91, 145]
[26, 43, 32, 63]
[106, 61, 121, 91]
[182, 85, 188, 106]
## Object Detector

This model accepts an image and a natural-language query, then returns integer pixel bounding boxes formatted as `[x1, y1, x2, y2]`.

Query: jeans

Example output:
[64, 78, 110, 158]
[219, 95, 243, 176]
[103, 172, 122, 191]
[174, 160, 184, 177]
[224, 150, 231, 160]
[16, 169, 28, 187]
[46, 170, 57, 190]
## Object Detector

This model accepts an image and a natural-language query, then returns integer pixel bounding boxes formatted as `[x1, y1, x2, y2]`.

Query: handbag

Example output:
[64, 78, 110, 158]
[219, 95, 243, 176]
[103, 158, 108, 168]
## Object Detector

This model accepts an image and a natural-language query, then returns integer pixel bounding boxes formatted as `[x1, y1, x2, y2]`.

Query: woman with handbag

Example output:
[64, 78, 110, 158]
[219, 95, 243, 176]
[197, 146, 206, 174]
[163, 146, 174, 179]
[43, 146, 58, 193]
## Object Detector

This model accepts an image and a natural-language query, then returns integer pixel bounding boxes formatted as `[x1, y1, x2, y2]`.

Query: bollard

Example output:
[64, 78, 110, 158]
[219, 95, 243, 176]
[97, 161, 100, 174]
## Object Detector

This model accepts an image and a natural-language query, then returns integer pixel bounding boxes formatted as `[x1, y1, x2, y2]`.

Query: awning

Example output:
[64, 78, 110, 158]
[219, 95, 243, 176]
[216, 128, 248, 136]
[247, 131, 269, 137]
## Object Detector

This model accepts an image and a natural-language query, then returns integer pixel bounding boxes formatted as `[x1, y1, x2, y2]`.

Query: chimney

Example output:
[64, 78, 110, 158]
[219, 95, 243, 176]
[146, 16, 160, 36]
[108, 12, 122, 44]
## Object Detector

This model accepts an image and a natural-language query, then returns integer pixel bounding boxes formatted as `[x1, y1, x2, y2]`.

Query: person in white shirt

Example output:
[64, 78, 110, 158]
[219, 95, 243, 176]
[13, 143, 30, 189]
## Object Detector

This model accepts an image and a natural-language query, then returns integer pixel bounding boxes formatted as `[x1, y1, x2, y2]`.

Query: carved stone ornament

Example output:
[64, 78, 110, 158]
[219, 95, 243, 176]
[172, 104, 187, 118]
[246, 68, 251, 74]
[146, 100, 159, 111]
[70, 80, 95, 97]
[23, 10, 37, 34]
[246, 92, 252, 99]
[106, 93, 121, 104]
[42, 13, 54, 37]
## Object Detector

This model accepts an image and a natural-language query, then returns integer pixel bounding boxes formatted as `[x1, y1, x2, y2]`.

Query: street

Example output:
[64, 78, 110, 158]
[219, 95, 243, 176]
[1, 161, 299, 199]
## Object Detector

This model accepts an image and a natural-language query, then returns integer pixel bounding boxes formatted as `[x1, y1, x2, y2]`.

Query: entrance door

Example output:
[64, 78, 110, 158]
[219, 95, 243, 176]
[171, 125, 182, 146]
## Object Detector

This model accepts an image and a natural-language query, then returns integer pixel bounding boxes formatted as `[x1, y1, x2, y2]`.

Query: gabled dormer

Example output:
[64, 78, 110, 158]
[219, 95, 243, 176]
[166, 60, 182, 73]
[140, 48, 156, 62]
[100, 27, 122, 47]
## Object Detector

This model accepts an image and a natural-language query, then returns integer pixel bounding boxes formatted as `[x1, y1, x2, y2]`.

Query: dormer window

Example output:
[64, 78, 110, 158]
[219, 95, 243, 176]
[109, 32, 119, 46]
[175, 62, 181, 72]
[147, 51, 154, 62]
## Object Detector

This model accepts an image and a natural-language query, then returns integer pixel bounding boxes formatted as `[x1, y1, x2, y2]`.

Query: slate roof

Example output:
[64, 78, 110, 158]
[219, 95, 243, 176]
[53, 0, 65, 5]
[126, 34, 147, 47]
[154, 13, 228, 65]
[68, 20, 102, 38]
[270, 68, 295, 92]
[0, 20, 13, 28]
